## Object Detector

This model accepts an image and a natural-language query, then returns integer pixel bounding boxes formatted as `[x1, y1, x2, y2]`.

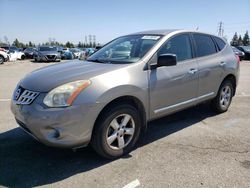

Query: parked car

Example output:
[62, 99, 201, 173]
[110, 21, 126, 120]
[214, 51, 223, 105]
[236, 46, 250, 60]
[231, 46, 245, 61]
[11, 30, 239, 159]
[61, 48, 74, 60]
[69, 48, 82, 59]
[0, 50, 9, 64]
[34, 46, 61, 62]
[0, 46, 26, 60]
[23, 48, 37, 59]
[7, 49, 25, 61]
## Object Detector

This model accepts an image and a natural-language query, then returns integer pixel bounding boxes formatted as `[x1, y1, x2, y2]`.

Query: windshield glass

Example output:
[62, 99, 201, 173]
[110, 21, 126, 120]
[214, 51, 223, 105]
[87, 35, 162, 64]
[39, 46, 57, 51]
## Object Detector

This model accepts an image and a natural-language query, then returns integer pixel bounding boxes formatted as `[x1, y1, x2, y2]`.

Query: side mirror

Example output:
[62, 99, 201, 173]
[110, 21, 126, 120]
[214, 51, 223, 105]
[157, 54, 177, 67]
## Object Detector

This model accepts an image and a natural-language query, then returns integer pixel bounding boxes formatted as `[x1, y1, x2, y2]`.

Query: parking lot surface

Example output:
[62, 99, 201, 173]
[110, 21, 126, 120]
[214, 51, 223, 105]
[0, 60, 250, 188]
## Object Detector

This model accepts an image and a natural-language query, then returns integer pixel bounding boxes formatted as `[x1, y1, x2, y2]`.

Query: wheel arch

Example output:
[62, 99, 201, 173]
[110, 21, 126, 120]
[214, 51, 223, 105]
[92, 95, 147, 136]
[221, 74, 237, 96]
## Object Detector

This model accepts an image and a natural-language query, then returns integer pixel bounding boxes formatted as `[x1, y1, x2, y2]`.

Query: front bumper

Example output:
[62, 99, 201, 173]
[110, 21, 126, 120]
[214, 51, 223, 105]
[11, 94, 99, 148]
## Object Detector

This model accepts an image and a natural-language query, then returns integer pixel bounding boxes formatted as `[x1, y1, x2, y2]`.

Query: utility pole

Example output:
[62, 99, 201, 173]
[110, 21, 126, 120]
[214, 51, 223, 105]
[218, 21, 224, 37]
[85, 36, 88, 46]
[93, 35, 96, 47]
[88, 35, 92, 47]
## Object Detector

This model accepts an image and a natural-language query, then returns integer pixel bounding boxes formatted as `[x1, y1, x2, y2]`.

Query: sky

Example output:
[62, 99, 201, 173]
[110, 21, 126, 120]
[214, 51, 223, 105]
[0, 0, 250, 45]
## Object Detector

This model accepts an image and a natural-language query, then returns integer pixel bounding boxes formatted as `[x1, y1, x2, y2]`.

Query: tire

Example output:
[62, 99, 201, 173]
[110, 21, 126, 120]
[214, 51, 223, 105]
[91, 104, 141, 159]
[0, 55, 4, 64]
[211, 80, 234, 113]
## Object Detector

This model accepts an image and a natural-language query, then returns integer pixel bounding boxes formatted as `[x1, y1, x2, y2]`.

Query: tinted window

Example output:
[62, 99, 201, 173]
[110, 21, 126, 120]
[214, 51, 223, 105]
[214, 37, 226, 51]
[193, 34, 217, 57]
[158, 34, 192, 62]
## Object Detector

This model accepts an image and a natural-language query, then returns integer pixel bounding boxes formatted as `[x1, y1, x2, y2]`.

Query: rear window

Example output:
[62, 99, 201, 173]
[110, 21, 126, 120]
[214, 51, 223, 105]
[193, 34, 217, 57]
[213, 37, 226, 51]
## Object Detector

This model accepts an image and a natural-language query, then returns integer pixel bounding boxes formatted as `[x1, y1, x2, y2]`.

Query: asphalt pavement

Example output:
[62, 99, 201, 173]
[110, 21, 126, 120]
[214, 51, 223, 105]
[0, 60, 249, 188]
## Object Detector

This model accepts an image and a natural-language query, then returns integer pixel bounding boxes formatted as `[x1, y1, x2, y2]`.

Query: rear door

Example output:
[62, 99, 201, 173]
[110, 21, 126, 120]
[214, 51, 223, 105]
[192, 33, 224, 99]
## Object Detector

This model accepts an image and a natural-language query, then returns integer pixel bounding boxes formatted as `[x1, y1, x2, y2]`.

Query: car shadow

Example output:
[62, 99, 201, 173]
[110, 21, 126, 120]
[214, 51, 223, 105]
[0, 103, 217, 187]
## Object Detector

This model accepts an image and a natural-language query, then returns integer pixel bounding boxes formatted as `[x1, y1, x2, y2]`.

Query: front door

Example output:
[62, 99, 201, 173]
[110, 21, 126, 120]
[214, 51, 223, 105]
[149, 34, 199, 119]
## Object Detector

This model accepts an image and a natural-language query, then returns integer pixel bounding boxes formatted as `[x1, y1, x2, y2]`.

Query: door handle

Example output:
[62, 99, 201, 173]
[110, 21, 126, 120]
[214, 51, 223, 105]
[188, 68, 198, 74]
[220, 62, 226, 66]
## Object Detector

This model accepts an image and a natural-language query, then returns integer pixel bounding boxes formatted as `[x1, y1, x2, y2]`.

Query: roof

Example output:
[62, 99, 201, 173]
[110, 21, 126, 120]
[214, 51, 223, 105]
[127, 29, 181, 36]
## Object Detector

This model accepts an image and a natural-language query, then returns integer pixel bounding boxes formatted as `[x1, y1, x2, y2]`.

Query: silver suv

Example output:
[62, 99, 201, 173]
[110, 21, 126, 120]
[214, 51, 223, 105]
[11, 30, 239, 158]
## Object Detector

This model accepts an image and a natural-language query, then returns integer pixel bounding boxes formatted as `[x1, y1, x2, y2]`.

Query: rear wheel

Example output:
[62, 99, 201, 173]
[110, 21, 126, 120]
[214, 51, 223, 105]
[91, 104, 141, 159]
[211, 80, 234, 113]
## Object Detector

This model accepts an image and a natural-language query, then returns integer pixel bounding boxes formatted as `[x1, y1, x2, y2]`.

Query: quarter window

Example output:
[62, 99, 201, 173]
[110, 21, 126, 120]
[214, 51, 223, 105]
[213, 37, 226, 51]
[193, 34, 217, 57]
[158, 34, 192, 62]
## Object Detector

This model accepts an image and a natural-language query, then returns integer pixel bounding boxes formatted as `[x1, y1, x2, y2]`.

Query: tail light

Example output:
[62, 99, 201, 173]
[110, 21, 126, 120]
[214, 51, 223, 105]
[235, 55, 240, 64]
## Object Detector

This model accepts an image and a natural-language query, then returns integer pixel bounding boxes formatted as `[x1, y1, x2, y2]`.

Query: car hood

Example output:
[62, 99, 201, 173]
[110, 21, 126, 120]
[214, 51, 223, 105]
[20, 60, 125, 92]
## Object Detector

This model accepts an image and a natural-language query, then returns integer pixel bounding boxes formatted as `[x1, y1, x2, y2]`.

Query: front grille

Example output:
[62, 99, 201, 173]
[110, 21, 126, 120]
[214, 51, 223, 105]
[14, 87, 39, 105]
[46, 55, 56, 60]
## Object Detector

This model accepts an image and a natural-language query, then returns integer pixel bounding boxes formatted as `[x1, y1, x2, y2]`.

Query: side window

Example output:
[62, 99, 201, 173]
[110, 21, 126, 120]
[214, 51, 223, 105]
[158, 34, 192, 62]
[193, 34, 217, 57]
[213, 37, 226, 51]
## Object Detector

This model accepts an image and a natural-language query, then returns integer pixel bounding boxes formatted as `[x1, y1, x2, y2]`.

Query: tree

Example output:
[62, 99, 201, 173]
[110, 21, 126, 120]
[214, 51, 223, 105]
[12, 38, 21, 48]
[65, 41, 74, 48]
[230, 32, 239, 46]
[238, 35, 243, 46]
[28, 41, 35, 47]
[4, 36, 9, 45]
[77, 42, 84, 48]
[243, 31, 249, 46]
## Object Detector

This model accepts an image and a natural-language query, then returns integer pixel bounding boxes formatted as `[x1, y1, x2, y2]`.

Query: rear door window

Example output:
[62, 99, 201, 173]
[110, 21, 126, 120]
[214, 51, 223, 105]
[193, 34, 217, 57]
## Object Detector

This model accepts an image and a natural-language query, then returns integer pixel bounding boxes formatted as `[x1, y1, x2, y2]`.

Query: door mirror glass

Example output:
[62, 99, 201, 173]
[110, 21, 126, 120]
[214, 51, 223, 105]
[157, 54, 177, 67]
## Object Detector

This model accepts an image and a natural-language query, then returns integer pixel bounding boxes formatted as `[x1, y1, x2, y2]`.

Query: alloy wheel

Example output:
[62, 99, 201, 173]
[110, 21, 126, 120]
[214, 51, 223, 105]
[220, 85, 231, 109]
[106, 114, 135, 150]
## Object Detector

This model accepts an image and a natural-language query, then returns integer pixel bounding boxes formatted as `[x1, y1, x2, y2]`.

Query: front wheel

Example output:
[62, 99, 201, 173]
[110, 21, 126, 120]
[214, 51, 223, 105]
[211, 80, 234, 113]
[91, 104, 141, 159]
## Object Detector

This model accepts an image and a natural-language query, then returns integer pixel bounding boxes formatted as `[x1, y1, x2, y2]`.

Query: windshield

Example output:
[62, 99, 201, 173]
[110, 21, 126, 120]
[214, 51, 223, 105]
[39, 46, 57, 51]
[87, 35, 162, 64]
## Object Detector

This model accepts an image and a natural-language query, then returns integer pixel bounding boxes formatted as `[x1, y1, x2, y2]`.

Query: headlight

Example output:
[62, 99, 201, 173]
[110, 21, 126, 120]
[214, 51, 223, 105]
[43, 80, 91, 107]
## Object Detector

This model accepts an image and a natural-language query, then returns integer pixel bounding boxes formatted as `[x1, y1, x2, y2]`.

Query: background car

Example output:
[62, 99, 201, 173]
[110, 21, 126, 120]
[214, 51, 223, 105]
[7, 49, 25, 61]
[61, 48, 74, 60]
[23, 48, 37, 59]
[236, 46, 250, 60]
[231, 46, 245, 60]
[34, 46, 61, 62]
[69, 48, 82, 59]
[0, 49, 9, 64]
[0, 46, 25, 61]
